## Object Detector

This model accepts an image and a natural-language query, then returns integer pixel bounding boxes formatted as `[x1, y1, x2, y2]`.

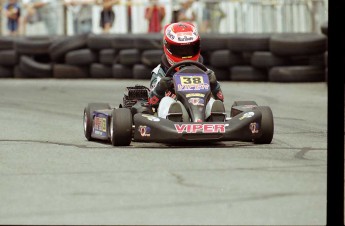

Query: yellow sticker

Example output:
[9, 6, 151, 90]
[180, 76, 204, 85]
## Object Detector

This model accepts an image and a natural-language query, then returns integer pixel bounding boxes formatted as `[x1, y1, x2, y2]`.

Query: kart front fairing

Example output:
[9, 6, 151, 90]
[132, 109, 263, 143]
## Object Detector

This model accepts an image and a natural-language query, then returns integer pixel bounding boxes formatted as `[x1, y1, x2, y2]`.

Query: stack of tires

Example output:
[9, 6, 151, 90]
[0, 28, 328, 82]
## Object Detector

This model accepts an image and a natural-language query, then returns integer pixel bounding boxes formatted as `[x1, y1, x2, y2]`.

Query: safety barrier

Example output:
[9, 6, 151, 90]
[0, 24, 328, 82]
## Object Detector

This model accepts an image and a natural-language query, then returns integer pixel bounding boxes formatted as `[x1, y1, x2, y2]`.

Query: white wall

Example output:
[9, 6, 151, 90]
[1, 0, 328, 36]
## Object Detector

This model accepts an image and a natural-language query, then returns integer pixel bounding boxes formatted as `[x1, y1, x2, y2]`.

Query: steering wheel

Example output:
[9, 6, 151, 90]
[165, 60, 208, 77]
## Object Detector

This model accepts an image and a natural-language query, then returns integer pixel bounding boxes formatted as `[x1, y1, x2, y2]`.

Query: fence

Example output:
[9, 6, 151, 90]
[0, 0, 327, 36]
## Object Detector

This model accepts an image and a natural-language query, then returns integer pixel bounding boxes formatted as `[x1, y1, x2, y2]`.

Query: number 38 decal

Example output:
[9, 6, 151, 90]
[180, 76, 204, 85]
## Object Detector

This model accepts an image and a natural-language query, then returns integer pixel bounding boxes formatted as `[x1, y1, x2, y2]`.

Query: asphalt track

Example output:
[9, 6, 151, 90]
[0, 79, 327, 225]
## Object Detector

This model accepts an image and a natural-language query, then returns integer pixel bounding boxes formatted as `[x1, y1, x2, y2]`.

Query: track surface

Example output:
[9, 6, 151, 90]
[0, 79, 327, 225]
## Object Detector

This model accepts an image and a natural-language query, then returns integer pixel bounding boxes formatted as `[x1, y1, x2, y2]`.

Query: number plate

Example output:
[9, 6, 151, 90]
[174, 73, 210, 92]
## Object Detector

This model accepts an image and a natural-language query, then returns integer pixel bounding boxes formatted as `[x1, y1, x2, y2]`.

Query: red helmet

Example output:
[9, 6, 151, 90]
[163, 22, 201, 65]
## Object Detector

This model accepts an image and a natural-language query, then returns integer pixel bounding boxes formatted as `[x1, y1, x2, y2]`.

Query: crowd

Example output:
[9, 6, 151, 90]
[1, 0, 225, 36]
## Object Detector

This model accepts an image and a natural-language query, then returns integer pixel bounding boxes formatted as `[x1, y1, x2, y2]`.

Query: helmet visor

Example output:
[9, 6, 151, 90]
[165, 40, 200, 58]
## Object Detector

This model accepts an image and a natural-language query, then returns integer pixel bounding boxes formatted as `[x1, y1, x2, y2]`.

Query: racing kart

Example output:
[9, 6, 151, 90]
[83, 60, 274, 146]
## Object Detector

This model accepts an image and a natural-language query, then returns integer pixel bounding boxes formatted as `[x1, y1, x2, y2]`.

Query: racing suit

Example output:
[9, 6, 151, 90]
[148, 54, 224, 108]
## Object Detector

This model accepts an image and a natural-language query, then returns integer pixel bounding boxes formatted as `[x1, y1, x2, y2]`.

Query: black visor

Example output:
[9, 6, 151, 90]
[165, 39, 200, 58]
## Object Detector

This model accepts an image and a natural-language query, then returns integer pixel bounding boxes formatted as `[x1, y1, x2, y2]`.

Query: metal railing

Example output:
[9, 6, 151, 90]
[0, 0, 328, 36]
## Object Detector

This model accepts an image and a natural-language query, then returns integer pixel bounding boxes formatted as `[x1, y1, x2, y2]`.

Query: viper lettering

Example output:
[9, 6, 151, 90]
[174, 124, 228, 133]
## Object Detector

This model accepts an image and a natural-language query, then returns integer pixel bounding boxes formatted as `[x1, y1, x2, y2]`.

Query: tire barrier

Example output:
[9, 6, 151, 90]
[0, 26, 328, 83]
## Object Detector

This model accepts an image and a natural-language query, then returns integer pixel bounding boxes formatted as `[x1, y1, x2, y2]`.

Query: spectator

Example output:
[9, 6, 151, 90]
[144, 0, 165, 33]
[4, 0, 21, 36]
[200, 1, 225, 33]
[177, 0, 197, 27]
[21, 0, 59, 35]
[65, 0, 94, 34]
[99, 0, 119, 33]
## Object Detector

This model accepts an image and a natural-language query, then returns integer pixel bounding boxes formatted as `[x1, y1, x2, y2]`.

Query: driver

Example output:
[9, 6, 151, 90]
[148, 22, 225, 121]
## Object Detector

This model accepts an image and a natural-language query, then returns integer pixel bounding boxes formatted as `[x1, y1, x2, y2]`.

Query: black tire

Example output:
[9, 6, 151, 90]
[99, 49, 118, 65]
[0, 37, 16, 50]
[65, 49, 98, 65]
[204, 65, 231, 81]
[83, 103, 111, 141]
[87, 33, 117, 50]
[227, 33, 271, 52]
[32, 54, 52, 63]
[90, 63, 112, 78]
[14, 65, 25, 78]
[210, 50, 247, 68]
[289, 54, 325, 67]
[53, 64, 89, 78]
[270, 33, 327, 56]
[14, 38, 52, 55]
[141, 49, 163, 67]
[254, 106, 274, 144]
[0, 65, 13, 78]
[230, 66, 268, 81]
[49, 34, 88, 62]
[200, 51, 211, 65]
[269, 66, 325, 82]
[19, 55, 52, 78]
[230, 100, 258, 117]
[133, 64, 152, 79]
[110, 108, 132, 146]
[111, 34, 136, 50]
[119, 49, 141, 66]
[199, 33, 229, 51]
[251, 51, 291, 68]
[112, 64, 133, 79]
[134, 33, 162, 50]
[0, 50, 18, 66]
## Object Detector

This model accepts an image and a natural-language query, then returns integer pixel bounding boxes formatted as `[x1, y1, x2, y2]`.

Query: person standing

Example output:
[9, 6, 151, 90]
[201, 1, 225, 33]
[99, 0, 119, 33]
[4, 0, 21, 36]
[21, 0, 59, 35]
[144, 0, 165, 33]
[65, 0, 94, 34]
[177, 0, 197, 28]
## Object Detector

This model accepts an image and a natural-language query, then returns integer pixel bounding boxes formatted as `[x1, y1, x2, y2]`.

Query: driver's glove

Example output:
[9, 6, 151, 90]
[206, 69, 224, 102]
[148, 77, 173, 106]
[157, 76, 173, 92]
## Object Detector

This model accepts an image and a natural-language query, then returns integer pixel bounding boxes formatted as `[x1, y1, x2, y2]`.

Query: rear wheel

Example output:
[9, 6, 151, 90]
[83, 103, 111, 141]
[253, 106, 274, 144]
[110, 108, 133, 146]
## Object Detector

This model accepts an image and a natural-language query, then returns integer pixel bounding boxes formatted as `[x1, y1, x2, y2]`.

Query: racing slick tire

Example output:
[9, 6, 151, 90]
[253, 106, 274, 144]
[230, 101, 258, 117]
[110, 108, 133, 146]
[83, 103, 111, 141]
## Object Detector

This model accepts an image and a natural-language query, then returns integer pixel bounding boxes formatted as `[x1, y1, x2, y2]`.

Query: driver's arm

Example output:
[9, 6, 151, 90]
[148, 66, 172, 106]
[207, 69, 224, 102]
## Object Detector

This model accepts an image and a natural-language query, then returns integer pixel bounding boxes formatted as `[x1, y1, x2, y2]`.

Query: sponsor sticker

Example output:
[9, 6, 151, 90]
[239, 112, 255, 120]
[188, 98, 204, 106]
[166, 28, 175, 40]
[249, 122, 260, 134]
[174, 124, 229, 133]
[186, 93, 205, 98]
[94, 116, 106, 132]
[139, 125, 151, 137]
[142, 114, 160, 122]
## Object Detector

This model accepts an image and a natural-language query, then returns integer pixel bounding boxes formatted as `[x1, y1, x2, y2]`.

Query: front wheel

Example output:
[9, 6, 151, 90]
[83, 103, 111, 141]
[253, 106, 274, 144]
[110, 108, 133, 146]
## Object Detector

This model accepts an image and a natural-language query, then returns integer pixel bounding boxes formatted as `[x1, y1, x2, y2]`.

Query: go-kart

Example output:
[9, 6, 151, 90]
[83, 60, 274, 146]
